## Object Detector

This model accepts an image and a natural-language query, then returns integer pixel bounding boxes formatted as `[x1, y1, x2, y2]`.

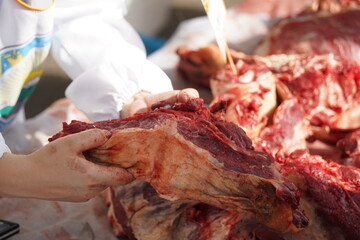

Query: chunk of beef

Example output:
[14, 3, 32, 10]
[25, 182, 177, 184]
[50, 99, 307, 233]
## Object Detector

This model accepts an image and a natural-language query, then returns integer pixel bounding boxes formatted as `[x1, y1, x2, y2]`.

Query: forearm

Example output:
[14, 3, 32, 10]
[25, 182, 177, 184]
[0, 153, 35, 198]
[0, 130, 134, 202]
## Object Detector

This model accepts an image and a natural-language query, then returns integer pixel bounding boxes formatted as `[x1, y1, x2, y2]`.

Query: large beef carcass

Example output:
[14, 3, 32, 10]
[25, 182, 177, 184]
[50, 99, 307, 235]
[255, 1, 360, 63]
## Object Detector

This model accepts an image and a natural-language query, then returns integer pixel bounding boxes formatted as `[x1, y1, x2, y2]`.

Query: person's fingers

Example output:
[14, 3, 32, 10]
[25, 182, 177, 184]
[121, 88, 200, 117]
[177, 88, 200, 103]
[123, 91, 182, 116]
[144, 88, 199, 107]
[143, 90, 180, 108]
[87, 162, 134, 186]
[60, 129, 111, 152]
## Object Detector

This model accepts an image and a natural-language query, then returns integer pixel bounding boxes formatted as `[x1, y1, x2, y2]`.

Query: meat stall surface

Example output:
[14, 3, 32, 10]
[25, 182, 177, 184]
[49, 98, 308, 237]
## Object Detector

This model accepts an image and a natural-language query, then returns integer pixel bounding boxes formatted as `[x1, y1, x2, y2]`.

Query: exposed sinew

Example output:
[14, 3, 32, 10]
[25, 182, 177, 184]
[50, 98, 308, 234]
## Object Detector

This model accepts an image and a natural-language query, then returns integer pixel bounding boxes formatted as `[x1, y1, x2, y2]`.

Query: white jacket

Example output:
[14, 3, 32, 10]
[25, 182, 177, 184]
[0, 0, 173, 156]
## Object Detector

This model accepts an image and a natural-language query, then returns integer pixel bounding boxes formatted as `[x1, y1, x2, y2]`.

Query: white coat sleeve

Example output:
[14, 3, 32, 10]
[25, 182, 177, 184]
[51, 0, 173, 122]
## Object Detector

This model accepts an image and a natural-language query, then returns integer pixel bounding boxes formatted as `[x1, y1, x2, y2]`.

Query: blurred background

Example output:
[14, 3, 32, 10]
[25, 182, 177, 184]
[25, 0, 240, 118]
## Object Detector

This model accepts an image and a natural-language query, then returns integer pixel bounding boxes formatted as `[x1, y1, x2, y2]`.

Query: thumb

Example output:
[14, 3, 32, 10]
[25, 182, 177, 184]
[62, 129, 111, 153]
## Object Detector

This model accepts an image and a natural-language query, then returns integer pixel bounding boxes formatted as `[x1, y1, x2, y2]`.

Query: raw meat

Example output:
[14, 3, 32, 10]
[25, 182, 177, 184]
[209, 51, 277, 139]
[254, 98, 311, 157]
[107, 175, 346, 240]
[337, 129, 360, 167]
[266, 53, 360, 142]
[106, 180, 195, 240]
[178, 46, 360, 142]
[50, 98, 307, 233]
[278, 150, 360, 240]
[255, 6, 360, 63]
[106, 180, 280, 240]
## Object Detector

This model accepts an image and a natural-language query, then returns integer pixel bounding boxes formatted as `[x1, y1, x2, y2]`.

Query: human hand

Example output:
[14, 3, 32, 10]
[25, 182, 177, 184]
[0, 129, 133, 202]
[176, 45, 226, 87]
[121, 88, 199, 118]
